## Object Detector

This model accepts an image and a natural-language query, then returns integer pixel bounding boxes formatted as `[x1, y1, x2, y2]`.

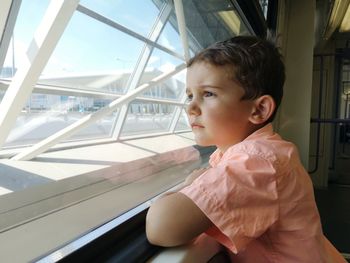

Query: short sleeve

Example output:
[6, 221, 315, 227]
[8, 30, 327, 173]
[180, 151, 279, 253]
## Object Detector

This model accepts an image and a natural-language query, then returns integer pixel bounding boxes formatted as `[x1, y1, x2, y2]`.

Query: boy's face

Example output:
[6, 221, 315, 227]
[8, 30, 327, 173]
[186, 62, 255, 152]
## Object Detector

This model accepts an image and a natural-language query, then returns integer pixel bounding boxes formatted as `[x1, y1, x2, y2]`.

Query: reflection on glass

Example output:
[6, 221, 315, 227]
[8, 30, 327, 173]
[67, 111, 117, 142]
[120, 102, 175, 137]
[217, 9, 250, 36]
[259, 0, 269, 19]
[182, 0, 252, 48]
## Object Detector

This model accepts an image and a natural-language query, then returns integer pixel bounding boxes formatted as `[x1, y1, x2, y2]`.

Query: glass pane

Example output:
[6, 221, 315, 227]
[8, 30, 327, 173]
[3, 94, 113, 148]
[145, 47, 184, 75]
[41, 11, 144, 92]
[157, 19, 184, 55]
[66, 111, 118, 142]
[120, 102, 175, 137]
[1, 0, 50, 78]
[140, 68, 186, 101]
[182, 0, 252, 49]
[137, 46, 186, 103]
[80, 0, 160, 37]
[175, 108, 191, 131]
[38, 72, 129, 95]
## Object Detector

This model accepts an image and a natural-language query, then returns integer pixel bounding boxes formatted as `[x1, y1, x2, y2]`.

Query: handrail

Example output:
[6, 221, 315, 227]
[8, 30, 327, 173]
[310, 118, 350, 123]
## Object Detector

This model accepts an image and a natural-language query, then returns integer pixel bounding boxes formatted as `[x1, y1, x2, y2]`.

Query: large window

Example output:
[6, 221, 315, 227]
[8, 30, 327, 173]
[0, 0, 253, 261]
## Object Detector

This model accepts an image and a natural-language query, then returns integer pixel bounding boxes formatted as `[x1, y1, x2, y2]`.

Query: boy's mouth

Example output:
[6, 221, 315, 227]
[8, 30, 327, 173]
[191, 123, 204, 129]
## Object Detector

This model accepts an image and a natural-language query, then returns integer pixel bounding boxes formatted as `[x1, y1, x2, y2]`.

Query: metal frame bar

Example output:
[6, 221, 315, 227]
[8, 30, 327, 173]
[169, 95, 188, 132]
[133, 97, 184, 106]
[173, 0, 190, 61]
[0, 79, 185, 106]
[112, 1, 173, 139]
[0, 1, 13, 40]
[169, 105, 184, 132]
[119, 129, 190, 141]
[232, 0, 256, 36]
[0, 0, 80, 148]
[169, 0, 190, 132]
[76, 4, 184, 61]
[12, 63, 186, 160]
[0, 0, 22, 69]
[36, 200, 153, 262]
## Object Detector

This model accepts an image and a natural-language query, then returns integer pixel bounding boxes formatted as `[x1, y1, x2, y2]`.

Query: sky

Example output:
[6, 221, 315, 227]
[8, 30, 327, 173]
[3, 0, 185, 77]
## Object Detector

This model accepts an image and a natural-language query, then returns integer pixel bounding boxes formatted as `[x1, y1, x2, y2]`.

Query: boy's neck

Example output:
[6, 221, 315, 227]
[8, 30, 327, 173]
[217, 123, 267, 153]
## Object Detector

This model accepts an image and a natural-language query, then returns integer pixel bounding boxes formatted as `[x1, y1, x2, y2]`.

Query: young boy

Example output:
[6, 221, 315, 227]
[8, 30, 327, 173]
[146, 36, 346, 262]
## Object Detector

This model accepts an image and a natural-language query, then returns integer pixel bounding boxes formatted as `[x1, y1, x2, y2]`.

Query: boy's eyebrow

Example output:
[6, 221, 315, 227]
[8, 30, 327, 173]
[186, 85, 222, 93]
[201, 85, 222, 89]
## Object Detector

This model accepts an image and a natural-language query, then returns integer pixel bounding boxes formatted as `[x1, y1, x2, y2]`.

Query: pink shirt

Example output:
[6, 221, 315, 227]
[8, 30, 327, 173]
[180, 124, 346, 263]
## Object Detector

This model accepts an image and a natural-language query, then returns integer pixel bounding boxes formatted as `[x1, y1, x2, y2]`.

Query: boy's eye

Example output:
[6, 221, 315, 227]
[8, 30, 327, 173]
[204, 91, 215, 97]
[186, 94, 193, 101]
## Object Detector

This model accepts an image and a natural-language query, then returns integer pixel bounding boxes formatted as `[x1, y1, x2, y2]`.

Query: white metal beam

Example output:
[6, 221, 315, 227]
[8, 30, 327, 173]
[169, 106, 184, 132]
[173, 0, 190, 61]
[0, 79, 185, 106]
[0, 0, 13, 42]
[0, 0, 22, 69]
[169, 93, 188, 132]
[0, 0, 80, 148]
[169, 0, 191, 132]
[12, 63, 186, 160]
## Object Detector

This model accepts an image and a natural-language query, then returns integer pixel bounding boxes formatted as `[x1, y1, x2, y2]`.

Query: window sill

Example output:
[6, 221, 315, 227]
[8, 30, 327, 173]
[0, 133, 213, 262]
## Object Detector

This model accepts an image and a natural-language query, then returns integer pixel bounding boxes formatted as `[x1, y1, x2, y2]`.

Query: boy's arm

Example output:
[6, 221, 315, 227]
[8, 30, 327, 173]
[146, 168, 213, 247]
[146, 192, 212, 247]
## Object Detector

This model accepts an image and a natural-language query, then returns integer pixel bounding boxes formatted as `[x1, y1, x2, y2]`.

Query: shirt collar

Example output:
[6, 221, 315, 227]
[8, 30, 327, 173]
[209, 123, 274, 167]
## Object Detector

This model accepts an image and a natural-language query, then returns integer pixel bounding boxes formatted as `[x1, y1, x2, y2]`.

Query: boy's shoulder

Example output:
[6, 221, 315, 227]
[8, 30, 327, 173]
[234, 139, 279, 163]
[225, 133, 298, 168]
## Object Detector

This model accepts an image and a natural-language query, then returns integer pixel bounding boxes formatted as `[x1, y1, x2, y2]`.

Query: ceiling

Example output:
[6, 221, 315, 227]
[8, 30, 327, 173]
[316, 0, 350, 45]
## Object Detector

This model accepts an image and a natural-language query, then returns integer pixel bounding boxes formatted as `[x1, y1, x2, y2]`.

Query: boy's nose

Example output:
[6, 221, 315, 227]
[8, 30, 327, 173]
[186, 100, 201, 116]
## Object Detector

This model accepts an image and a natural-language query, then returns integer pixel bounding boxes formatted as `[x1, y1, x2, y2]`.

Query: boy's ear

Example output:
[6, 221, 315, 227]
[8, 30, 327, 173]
[249, 95, 276, 124]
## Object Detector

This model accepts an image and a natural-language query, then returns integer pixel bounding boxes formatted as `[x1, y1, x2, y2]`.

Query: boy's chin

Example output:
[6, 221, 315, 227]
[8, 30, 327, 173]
[194, 140, 215, 147]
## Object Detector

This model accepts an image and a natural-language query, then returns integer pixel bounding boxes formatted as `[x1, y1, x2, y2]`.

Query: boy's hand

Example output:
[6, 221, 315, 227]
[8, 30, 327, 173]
[183, 167, 209, 187]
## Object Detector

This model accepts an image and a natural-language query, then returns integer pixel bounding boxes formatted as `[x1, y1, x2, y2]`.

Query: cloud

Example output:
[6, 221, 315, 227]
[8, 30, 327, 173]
[159, 62, 176, 72]
[159, 35, 176, 51]
[148, 55, 160, 65]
